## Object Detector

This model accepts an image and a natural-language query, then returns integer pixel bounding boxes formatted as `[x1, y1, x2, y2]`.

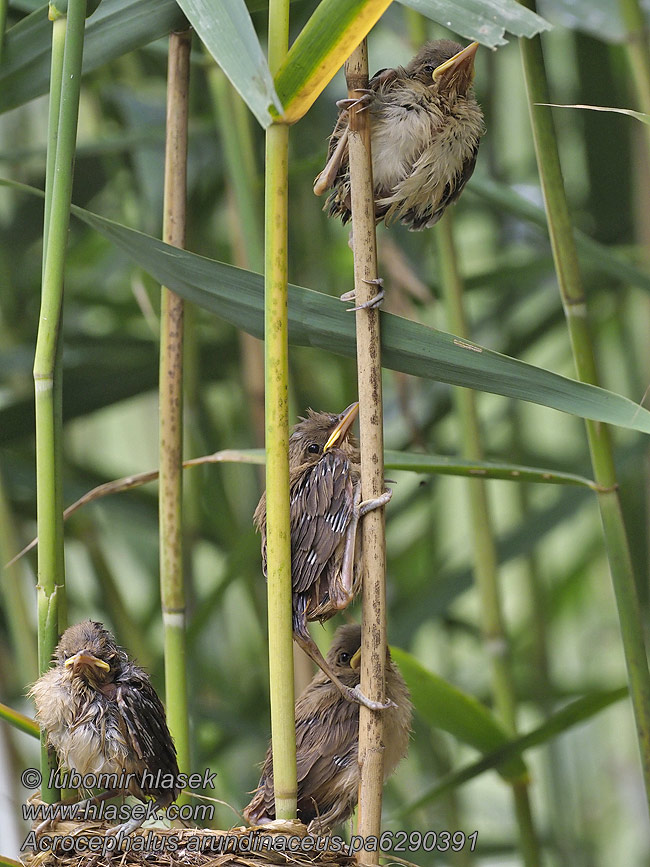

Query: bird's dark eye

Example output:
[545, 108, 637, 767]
[307, 443, 321, 454]
[339, 651, 350, 664]
[424, 64, 435, 74]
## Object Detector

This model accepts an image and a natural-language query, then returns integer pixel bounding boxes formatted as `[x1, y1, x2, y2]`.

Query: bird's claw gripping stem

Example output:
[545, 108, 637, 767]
[347, 684, 397, 711]
[336, 89, 373, 113]
[341, 278, 385, 312]
[358, 488, 392, 517]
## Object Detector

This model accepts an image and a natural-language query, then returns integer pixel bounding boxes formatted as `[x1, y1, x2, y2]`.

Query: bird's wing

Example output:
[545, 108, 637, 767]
[294, 688, 359, 795]
[253, 491, 268, 576]
[245, 685, 359, 825]
[289, 451, 355, 594]
[425, 144, 479, 228]
[313, 66, 400, 196]
[399, 141, 479, 231]
[115, 668, 179, 781]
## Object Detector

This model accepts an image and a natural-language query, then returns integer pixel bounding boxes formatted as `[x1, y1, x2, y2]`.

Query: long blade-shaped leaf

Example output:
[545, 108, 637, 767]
[396, 0, 551, 48]
[0, 701, 40, 739]
[384, 451, 598, 489]
[390, 647, 528, 781]
[0, 0, 186, 115]
[274, 0, 392, 123]
[397, 686, 628, 810]
[5, 179, 650, 435]
[541, 0, 626, 44]
[176, 0, 282, 128]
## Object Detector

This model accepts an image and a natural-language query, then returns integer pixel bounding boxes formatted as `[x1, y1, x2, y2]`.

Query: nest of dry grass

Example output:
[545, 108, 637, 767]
[20, 819, 358, 867]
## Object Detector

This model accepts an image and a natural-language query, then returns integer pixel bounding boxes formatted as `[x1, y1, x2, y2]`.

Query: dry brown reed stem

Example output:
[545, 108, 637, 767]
[159, 28, 192, 780]
[344, 39, 388, 862]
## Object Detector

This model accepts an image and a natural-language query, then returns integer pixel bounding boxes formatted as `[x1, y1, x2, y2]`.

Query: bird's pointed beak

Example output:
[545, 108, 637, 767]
[432, 42, 479, 90]
[323, 402, 359, 452]
[350, 648, 362, 670]
[65, 651, 110, 673]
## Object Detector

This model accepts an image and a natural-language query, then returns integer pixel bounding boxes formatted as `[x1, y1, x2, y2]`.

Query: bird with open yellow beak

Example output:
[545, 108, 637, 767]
[254, 403, 392, 710]
[244, 624, 412, 831]
[315, 40, 484, 232]
[29, 620, 179, 837]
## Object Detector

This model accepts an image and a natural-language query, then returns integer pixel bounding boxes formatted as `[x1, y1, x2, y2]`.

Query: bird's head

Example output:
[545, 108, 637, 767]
[325, 623, 364, 688]
[408, 39, 479, 98]
[289, 402, 359, 468]
[56, 620, 120, 685]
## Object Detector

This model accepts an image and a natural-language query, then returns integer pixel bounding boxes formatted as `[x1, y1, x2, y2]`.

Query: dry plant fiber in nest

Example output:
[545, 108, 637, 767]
[20, 819, 357, 867]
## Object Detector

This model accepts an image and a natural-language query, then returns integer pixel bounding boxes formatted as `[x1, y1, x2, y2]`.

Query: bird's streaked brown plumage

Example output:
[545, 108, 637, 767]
[314, 40, 484, 231]
[254, 403, 392, 709]
[30, 620, 179, 836]
[244, 624, 412, 832]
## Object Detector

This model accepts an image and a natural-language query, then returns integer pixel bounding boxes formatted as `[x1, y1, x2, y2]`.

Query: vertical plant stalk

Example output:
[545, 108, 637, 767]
[509, 432, 572, 859]
[345, 40, 388, 859]
[207, 66, 267, 455]
[0, 470, 38, 687]
[159, 27, 192, 786]
[519, 2, 650, 814]
[618, 0, 650, 145]
[34, 0, 87, 802]
[265, 0, 296, 822]
[0, 0, 7, 65]
[436, 215, 541, 866]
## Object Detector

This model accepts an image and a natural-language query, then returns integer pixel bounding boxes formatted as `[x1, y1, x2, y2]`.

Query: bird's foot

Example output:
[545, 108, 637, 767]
[347, 684, 397, 711]
[34, 816, 59, 835]
[336, 89, 373, 112]
[341, 278, 385, 312]
[105, 816, 145, 838]
[358, 488, 392, 517]
[33, 795, 89, 834]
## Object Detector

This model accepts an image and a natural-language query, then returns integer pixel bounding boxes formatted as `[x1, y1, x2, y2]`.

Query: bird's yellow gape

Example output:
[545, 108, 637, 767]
[64, 652, 110, 671]
[323, 401, 359, 452]
[432, 41, 479, 83]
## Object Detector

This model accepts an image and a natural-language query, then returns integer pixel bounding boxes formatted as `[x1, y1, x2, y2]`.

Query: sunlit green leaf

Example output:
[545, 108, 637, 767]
[390, 647, 528, 781]
[274, 0, 392, 123]
[176, 0, 282, 128]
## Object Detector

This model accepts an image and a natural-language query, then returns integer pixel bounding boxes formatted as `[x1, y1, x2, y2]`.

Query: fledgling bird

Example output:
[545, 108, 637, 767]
[29, 620, 180, 837]
[254, 402, 392, 711]
[244, 624, 411, 831]
[314, 40, 484, 232]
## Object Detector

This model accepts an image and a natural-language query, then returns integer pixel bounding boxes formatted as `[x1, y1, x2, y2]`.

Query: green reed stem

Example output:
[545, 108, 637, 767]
[437, 213, 541, 866]
[618, 0, 650, 147]
[34, 0, 87, 802]
[264, 0, 296, 821]
[519, 2, 650, 815]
